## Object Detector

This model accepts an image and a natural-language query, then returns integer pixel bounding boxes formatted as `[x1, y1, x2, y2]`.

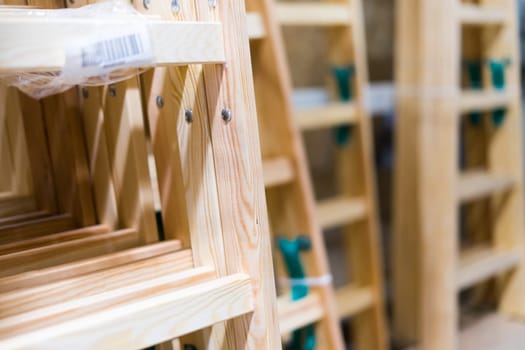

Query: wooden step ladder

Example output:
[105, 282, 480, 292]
[262, 0, 388, 349]
[0, 0, 281, 348]
[394, 0, 525, 349]
[246, 1, 345, 348]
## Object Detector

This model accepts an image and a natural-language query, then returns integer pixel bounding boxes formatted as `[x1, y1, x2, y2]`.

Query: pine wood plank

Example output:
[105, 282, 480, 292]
[0, 240, 183, 293]
[458, 245, 521, 290]
[335, 284, 374, 318]
[295, 102, 357, 130]
[247, 12, 265, 40]
[278, 292, 324, 335]
[458, 170, 514, 203]
[459, 4, 506, 25]
[262, 156, 295, 187]
[0, 273, 253, 350]
[0, 19, 226, 72]
[0, 214, 74, 245]
[275, 3, 352, 26]
[0, 228, 140, 277]
[459, 90, 512, 114]
[317, 196, 367, 229]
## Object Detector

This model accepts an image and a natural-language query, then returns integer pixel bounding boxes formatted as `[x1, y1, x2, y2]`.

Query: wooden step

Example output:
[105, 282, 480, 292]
[0, 240, 183, 293]
[459, 4, 506, 26]
[0, 224, 110, 255]
[317, 196, 367, 230]
[0, 268, 253, 348]
[0, 16, 226, 72]
[457, 245, 521, 290]
[278, 292, 324, 335]
[458, 170, 513, 203]
[0, 249, 192, 318]
[459, 90, 511, 114]
[335, 284, 374, 318]
[0, 214, 75, 244]
[0, 194, 36, 218]
[247, 12, 266, 40]
[295, 102, 357, 131]
[263, 156, 295, 187]
[275, 3, 352, 26]
[0, 229, 141, 277]
[0, 210, 48, 227]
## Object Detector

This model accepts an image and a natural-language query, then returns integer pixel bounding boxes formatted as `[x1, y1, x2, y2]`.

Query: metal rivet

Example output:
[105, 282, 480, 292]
[82, 87, 88, 98]
[108, 85, 116, 97]
[143, 0, 150, 9]
[221, 108, 232, 122]
[156, 96, 164, 108]
[171, 0, 180, 12]
[185, 109, 193, 123]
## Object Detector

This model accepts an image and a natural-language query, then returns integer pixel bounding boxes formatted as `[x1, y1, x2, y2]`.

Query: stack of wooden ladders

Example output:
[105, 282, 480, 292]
[246, 0, 345, 349]
[0, 0, 281, 348]
[394, 0, 525, 349]
[261, 0, 388, 349]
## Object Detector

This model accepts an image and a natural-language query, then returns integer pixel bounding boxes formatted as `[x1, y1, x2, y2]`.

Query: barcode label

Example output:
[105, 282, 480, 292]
[81, 34, 145, 68]
[62, 27, 153, 81]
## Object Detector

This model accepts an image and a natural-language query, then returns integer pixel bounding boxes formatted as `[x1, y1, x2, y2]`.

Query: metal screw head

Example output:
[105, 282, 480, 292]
[82, 87, 89, 98]
[185, 109, 193, 123]
[221, 108, 232, 122]
[171, 0, 180, 12]
[108, 85, 116, 97]
[156, 96, 164, 108]
[143, 0, 150, 9]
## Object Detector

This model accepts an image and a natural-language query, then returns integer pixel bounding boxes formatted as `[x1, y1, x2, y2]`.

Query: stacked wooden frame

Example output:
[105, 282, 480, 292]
[0, 0, 280, 348]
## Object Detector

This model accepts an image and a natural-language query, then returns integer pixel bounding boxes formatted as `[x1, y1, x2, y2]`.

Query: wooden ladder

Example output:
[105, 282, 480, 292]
[394, 0, 525, 349]
[246, 1, 345, 349]
[0, 0, 280, 348]
[261, 0, 388, 349]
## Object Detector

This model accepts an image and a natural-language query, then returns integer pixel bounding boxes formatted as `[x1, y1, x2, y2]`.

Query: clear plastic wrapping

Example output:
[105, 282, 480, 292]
[0, 2, 154, 99]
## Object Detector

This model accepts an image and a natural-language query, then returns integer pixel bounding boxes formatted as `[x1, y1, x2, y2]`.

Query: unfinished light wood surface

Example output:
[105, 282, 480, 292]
[295, 102, 358, 130]
[0, 18, 226, 72]
[0, 214, 75, 244]
[274, 2, 352, 26]
[393, 0, 525, 349]
[247, 0, 345, 347]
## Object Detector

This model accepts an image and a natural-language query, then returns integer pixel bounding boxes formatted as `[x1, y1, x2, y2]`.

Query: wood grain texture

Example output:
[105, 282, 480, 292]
[0, 214, 74, 244]
[248, 0, 345, 347]
[197, 0, 281, 348]
[0, 273, 253, 350]
[0, 240, 183, 293]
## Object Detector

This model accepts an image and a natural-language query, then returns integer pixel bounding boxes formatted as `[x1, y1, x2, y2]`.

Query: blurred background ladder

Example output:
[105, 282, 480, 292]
[394, 0, 525, 349]
[266, 0, 388, 349]
[246, 0, 345, 349]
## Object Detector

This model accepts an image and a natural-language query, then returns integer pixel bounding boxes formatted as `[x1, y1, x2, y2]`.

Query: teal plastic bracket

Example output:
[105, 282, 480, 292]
[489, 58, 510, 127]
[331, 65, 355, 146]
[464, 60, 483, 125]
[278, 236, 316, 350]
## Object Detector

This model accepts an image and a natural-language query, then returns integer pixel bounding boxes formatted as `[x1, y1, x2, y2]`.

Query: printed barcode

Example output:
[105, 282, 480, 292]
[81, 34, 144, 68]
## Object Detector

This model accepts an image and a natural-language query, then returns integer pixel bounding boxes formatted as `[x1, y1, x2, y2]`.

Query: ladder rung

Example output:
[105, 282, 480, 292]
[459, 90, 511, 114]
[0, 210, 48, 227]
[263, 156, 295, 187]
[0, 17, 225, 72]
[0, 249, 192, 318]
[0, 195, 36, 218]
[459, 4, 507, 25]
[317, 196, 367, 230]
[0, 240, 183, 293]
[0, 229, 141, 277]
[0, 214, 75, 245]
[247, 12, 266, 40]
[295, 102, 357, 131]
[0, 271, 253, 349]
[457, 245, 521, 290]
[0, 224, 110, 255]
[275, 3, 352, 26]
[335, 284, 374, 318]
[458, 170, 514, 203]
[278, 292, 324, 335]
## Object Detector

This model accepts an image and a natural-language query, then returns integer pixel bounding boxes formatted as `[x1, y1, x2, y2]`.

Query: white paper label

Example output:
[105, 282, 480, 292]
[62, 26, 153, 81]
